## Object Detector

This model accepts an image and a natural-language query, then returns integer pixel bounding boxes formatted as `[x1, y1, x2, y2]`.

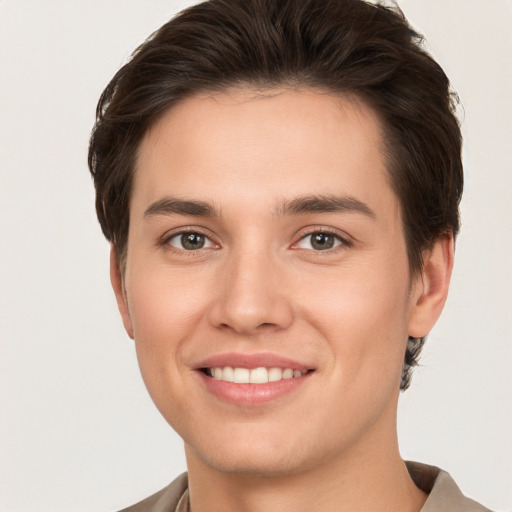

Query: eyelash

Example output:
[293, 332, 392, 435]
[293, 228, 352, 253]
[160, 227, 352, 254]
[160, 228, 218, 254]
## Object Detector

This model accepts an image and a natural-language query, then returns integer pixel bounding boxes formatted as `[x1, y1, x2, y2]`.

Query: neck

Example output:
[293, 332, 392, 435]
[184, 421, 427, 512]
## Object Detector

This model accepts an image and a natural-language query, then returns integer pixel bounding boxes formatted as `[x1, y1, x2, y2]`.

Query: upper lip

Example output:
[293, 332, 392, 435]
[195, 352, 313, 371]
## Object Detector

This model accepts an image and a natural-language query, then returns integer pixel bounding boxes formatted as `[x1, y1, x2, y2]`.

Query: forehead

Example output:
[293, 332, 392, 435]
[133, 87, 397, 219]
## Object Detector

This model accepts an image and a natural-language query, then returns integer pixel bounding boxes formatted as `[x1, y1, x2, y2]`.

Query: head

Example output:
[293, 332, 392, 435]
[88, 0, 461, 457]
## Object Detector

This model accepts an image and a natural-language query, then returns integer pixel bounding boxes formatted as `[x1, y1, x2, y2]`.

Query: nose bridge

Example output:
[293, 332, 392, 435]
[209, 240, 294, 333]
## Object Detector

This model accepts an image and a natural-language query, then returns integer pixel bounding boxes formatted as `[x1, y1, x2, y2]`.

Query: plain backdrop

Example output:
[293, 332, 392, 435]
[1, 1, 511, 511]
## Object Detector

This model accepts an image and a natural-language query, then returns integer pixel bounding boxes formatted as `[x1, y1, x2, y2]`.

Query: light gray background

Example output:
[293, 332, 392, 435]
[1, 1, 511, 511]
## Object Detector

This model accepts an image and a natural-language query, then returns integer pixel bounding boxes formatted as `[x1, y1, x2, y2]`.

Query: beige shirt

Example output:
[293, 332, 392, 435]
[118, 462, 492, 512]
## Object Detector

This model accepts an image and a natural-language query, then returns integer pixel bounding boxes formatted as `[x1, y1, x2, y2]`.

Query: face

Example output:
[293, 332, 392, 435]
[113, 88, 445, 477]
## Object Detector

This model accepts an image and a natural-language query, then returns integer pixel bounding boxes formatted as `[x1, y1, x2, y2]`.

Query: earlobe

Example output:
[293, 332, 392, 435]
[408, 234, 454, 338]
[109, 245, 134, 339]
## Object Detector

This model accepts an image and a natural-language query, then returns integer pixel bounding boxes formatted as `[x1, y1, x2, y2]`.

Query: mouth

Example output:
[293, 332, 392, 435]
[195, 353, 315, 406]
[201, 366, 311, 383]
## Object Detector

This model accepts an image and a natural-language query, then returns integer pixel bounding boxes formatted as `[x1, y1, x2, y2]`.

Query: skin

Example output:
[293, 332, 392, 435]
[111, 88, 453, 512]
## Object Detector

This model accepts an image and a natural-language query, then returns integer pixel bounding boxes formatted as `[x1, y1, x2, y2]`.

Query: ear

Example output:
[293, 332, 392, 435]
[110, 244, 134, 339]
[408, 234, 454, 338]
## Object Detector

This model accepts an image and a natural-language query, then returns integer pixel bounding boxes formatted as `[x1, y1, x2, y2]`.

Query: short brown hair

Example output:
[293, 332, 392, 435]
[88, 0, 463, 390]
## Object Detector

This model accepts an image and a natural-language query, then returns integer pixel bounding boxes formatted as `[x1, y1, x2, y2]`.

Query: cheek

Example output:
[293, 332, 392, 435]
[127, 268, 206, 341]
[124, 272, 203, 426]
[124, 270, 207, 393]
[296, 257, 411, 377]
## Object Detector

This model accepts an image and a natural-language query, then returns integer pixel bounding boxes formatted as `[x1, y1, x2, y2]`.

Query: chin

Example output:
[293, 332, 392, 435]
[183, 425, 328, 478]
[192, 448, 308, 478]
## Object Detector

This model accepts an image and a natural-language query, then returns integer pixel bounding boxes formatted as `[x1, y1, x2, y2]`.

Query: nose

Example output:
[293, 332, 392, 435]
[207, 249, 294, 335]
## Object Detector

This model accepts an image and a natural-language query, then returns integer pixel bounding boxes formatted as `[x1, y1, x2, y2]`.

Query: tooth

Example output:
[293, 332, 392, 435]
[233, 368, 250, 383]
[282, 368, 293, 379]
[223, 366, 234, 382]
[250, 367, 269, 384]
[268, 367, 283, 382]
[209, 366, 305, 383]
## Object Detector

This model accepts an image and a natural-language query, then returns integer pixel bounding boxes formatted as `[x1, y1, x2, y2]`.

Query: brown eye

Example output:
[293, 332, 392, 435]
[311, 233, 335, 250]
[181, 233, 205, 250]
[167, 232, 213, 251]
[296, 232, 344, 251]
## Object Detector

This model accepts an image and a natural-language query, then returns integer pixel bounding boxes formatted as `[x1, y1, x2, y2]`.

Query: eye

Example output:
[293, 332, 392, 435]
[296, 231, 345, 251]
[166, 232, 215, 251]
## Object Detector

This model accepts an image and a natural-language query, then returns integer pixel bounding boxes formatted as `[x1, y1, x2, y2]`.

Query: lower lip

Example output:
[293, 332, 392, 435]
[198, 371, 311, 407]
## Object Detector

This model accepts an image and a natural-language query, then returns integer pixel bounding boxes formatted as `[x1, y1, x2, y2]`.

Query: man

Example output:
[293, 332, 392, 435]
[88, 0, 491, 510]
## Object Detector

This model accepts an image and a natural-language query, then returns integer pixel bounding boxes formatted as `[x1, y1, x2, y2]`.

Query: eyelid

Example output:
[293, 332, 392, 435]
[158, 225, 352, 253]
[159, 227, 220, 251]
[291, 226, 353, 251]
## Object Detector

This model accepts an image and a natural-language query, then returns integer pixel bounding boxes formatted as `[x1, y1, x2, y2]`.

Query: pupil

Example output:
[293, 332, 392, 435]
[312, 233, 334, 250]
[182, 233, 204, 250]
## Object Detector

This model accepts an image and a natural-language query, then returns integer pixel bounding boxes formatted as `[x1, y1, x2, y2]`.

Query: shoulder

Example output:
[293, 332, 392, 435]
[116, 473, 188, 512]
[406, 461, 493, 512]
[115, 465, 493, 512]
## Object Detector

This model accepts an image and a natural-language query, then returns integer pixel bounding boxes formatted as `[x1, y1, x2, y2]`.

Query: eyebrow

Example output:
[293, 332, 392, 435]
[143, 194, 375, 220]
[276, 194, 376, 219]
[144, 197, 221, 218]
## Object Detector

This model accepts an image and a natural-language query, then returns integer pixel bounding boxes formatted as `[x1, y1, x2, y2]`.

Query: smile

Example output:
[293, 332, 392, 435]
[196, 353, 314, 406]
[205, 366, 308, 383]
